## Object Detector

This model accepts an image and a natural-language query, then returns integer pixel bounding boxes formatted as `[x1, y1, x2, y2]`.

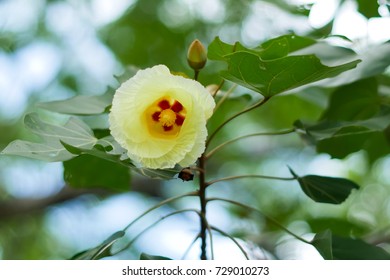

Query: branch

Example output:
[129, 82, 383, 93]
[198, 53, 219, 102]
[0, 186, 106, 219]
[206, 96, 271, 147]
[0, 176, 165, 220]
[206, 174, 296, 187]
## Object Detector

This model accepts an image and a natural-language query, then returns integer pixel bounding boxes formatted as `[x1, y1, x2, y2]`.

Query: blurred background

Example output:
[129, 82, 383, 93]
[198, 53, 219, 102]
[0, 0, 390, 259]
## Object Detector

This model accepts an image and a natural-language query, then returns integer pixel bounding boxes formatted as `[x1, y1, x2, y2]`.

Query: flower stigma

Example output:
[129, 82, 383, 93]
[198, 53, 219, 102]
[159, 109, 176, 127]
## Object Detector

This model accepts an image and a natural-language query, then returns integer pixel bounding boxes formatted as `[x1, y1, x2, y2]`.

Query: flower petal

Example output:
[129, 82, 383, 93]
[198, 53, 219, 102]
[109, 65, 215, 169]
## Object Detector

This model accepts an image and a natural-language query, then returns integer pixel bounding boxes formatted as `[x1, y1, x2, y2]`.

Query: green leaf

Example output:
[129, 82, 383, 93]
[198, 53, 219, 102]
[223, 52, 360, 97]
[258, 34, 316, 60]
[312, 230, 390, 260]
[208, 35, 315, 61]
[332, 235, 390, 260]
[63, 154, 131, 191]
[296, 107, 390, 141]
[311, 230, 333, 260]
[140, 253, 172, 260]
[207, 36, 237, 61]
[208, 36, 360, 97]
[317, 128, 390, 162]
[37, 89, 114, 115]
[71, 231, 125, 260]
[357, 0, 380, 18]
[321, 78, 380, 121]
[61, 141, 179, 180]
[295, 106, 390, 161]
[292, 41, 356, 65]
[61, 141, 132, 166]
[290, 168, 359, 204]
[1, 113, 97, 161]
[307, 217, 368, 237]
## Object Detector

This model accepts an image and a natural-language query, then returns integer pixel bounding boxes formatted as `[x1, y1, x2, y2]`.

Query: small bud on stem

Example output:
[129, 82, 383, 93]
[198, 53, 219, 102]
[187, 39, 207, 72]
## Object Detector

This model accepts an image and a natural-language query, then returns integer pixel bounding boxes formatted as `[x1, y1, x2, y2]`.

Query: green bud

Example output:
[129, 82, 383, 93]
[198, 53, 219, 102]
[187, 39, 207, 71]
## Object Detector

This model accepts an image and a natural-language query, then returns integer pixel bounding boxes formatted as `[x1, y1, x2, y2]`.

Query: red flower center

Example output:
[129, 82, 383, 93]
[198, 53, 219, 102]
[144, 97, 186, 137]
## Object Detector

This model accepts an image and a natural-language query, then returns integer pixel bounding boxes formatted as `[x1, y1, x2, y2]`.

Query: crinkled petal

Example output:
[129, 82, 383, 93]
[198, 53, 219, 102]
[109, 64, 215, 169]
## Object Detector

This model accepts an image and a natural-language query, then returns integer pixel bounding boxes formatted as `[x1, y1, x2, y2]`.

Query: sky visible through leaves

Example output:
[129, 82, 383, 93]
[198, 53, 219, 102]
[0, 0, 390, 260]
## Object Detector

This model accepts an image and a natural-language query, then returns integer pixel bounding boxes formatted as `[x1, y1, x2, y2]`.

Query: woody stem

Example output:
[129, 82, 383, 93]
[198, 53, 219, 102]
[198, 154, 208, 260]
[193, 68, 208, 260]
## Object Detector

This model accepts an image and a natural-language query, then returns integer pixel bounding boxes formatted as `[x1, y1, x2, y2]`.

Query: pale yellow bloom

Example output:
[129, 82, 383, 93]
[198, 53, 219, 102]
[109, 65, 215, 169]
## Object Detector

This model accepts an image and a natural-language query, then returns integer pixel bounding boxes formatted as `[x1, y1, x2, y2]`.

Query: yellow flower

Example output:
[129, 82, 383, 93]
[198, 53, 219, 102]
[109, 65, 215, 169]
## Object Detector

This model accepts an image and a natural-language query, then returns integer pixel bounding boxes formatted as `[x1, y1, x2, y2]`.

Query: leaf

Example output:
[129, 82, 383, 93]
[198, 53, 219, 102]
[61, 141, 179, 180]
[223, 52, 360, 97]
[61, 141, 132, 166]
[312, 230, 390, 260]
[139, 253, 172, 260]
[1, 113, 97, 162]
[295, 106, 390, 161]
[311, 230, 333, 260]
[332, 235, 390, 260]
[357, 0, 380, 18]
[307, 217, 368, 237]
[317, 128, 390, 162]
[257, 34, 316, 60]
[208, 34, 315, 61]
[37, 89, 114, 115]
[321, 78, 380, 121]
[63, 154, 131, 191]
[208, 36, 237, 61]
[208, 36, 360, 97]
[290, 168, 359, 204]
[71, 231, 125, 260]
[296, 107, 390, 141]
[135, 166, 180, 180]
[292, 41, 356, 65]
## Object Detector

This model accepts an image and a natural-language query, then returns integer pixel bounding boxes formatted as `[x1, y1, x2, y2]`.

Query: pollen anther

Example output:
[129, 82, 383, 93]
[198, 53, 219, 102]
[159, 109, 176, 127]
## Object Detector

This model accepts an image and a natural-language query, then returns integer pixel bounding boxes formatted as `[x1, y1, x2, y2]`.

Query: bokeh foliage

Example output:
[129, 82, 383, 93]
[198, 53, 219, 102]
[0, 0, 390, 259]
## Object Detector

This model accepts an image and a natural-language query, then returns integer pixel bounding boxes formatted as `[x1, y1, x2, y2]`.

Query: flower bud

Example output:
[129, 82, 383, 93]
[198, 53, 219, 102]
[187, 39, 207, 71]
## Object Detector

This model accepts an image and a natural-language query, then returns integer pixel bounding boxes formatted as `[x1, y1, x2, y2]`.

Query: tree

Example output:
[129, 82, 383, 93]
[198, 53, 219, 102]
[0, 0, 390, 260]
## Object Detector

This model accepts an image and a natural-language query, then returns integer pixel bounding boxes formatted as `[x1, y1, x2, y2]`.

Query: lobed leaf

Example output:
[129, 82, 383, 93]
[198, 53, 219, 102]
[207, 36, 237, 61]
[208, 34, 316, 61]
[222, 52, 359, 97]
[208, 35, 360, 97]
[257, 34, 316, 60]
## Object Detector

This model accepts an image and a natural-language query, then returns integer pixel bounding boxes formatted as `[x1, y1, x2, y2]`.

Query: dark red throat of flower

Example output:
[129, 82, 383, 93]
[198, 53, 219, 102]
[151, 99, 186, 131]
